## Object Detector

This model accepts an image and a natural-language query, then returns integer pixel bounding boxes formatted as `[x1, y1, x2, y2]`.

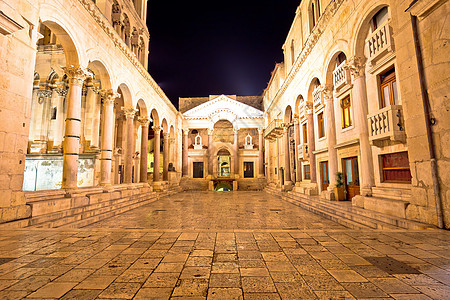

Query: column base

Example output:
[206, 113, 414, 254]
[360, 185, 373, 197]
[321, 189, 336, 201]
[282, 181, 294, 191]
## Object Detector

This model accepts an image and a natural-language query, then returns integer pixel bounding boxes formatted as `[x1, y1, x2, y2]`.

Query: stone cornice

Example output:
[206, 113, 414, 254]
[266, 0, 344, 113]
[77, 0, 177, 115]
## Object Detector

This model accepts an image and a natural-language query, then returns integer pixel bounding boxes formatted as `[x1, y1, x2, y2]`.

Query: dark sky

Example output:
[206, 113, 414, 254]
[147, 1, 301, 108]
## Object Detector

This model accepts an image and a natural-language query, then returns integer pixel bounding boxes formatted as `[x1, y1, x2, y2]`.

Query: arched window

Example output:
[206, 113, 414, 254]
[370, 7, 388, 31]
[310, 0, 321, 31]
[290, 39, 295, 65]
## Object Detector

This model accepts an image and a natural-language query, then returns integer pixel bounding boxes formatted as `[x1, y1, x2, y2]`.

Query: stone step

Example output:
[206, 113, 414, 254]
[265, 189, 373, 230]
[354, 196, 409, 219]
[284, 190, 433, 230]
[371, 186, 411, 201]
[27, 192, 159, 228]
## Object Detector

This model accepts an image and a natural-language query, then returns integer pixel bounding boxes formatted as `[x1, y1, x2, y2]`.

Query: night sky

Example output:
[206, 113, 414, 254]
[147, 1, 301, 108]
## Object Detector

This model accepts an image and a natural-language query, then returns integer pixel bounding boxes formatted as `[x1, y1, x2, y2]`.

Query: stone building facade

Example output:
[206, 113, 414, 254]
[263, 0, 449, 228]
[0, 0, 182, 225]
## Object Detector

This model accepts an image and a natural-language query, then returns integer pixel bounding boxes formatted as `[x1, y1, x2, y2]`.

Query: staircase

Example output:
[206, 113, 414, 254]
[265, 187, 435, 230]
[0, 184, 181, 229]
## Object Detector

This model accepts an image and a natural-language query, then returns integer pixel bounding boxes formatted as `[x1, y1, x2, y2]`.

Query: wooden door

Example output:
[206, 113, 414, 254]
[320, 161, 329, 191]
[193, 162, 204, 178]
[244, 162, 254, 178]
[343, 157, 360, 200]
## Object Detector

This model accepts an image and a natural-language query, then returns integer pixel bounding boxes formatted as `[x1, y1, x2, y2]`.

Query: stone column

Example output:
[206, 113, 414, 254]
[233, 128, 239, 177]
[346, 57, 375, 196]
[258, 128, 264, 177]
[182, 129, 189, 176]
[208, 128, 214, 177]
[323, 87, 338, 191]
[61, 66, 89, 189]
[53, 87, 67, 151]
[163, 132, 169, 181]
[153, 126, 161, 182]
[306, 105, 317, 183]
[122, 107, 137, 184]
[90, 89, 101, 149]
[283, 124, 292, 185]
[99, 90, 118, 186]
[139, 117, 150, 184]
[293, 117, 302, 183]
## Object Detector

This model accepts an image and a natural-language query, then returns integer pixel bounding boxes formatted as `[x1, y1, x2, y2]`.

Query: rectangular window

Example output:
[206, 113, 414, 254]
[304, 165, 311, 180]
[381, 152, 412, 183]
[341, 96, 352, 129]
[318, 112, 325, 138]
[379, 67, 398, 108]
[244, 162, 254, 178]
[302, 123, 308, 143]
[193, 162, 204, 178]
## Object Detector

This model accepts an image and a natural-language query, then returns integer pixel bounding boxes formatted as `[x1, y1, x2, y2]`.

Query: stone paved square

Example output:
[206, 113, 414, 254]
[0, 191, 448, 299]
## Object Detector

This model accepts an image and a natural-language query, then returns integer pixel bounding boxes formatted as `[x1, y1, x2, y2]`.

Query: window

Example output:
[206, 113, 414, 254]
[381, 152, 412, 183]
[317, 112, 325, 138]
[371, 7, 388, 31]
[304, 165, 311, 180]
[302, 123, 308, 143]
[341, 96, 352, 129]
[379, 67, 398, 108]
[290, 39, 295, 66]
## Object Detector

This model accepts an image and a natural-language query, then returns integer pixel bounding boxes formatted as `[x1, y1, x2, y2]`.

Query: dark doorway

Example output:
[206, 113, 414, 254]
[320, 161, 329, 191]
[280, 167, 284, 186]
[244, 162, 254, 178]
[193, 162, 204, 178]
[343, 157, 360, 200]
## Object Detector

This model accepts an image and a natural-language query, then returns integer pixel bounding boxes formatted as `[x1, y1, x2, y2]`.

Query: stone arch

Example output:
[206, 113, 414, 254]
[161, 118, 168, 133]
[150, 108, 160, 127]
[169, 125, 175, 139]
[322, 42, 350, 87]
[284, 105, 293, 123]
[307, 77, 321, 103]
[86, 59, 112, 90]
[136, 99, 148, 117]
[294, 95, 305, 115]
[117, 83, 133, 108]
[38, 10, 83, 66]
[351, 1, 391, 59]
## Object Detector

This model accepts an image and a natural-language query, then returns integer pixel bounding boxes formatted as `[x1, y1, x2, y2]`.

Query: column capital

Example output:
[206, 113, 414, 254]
[344, 56, 366, 79]
[138, 116, 151, 127]
[62, 65, 91, 85]
[54, 88, 68, 97]
[101, 89, 120, 105]
[233, 128, 239, 134]
[282, 123, 290, 132]
[293, 117, 300, 125]
[322, 85, 334, 102]
[163, 132, 170, 139]
[258, 128, 264, 135]
[152, 126, 161, 133]
[182, 128, 190, 135]
[121, 107, 137, 119]
[207, 128, 214, 135]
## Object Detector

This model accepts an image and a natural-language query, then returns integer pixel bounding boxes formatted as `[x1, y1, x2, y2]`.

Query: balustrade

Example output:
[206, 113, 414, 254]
[367, 105, 406, 147]
[366, 21, 394, 65]
[333, 61, 351, 90]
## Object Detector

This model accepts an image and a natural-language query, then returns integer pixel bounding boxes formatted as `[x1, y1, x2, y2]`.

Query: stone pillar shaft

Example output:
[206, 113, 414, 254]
[258, 129, 264, 176]
[61, 66, 88, 189]
[283, 126, 292, 183]
[163, 132, 169, 181]
[293, 119, 302, 183]
[123, 107, 136, 184]
[182, 130, 189, 176]
[53, 89, 66, 149]
[307, 111, 317, 183]
[153, 126, 161, 181]
[208, 130, 214, 176]
[324, 90, 338, 188]
[100, 90, 117, 186]
[139, 117, 150, 184]
[347, 57, 375, 195]
[90, 91, 101, 148]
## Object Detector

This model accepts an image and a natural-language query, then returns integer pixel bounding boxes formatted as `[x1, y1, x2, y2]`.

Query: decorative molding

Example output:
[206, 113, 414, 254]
[63, 65, 91, 85]
[345, 56, 366, 79]
[267, 0, 344, 112]
[138, 116, 150, 126]
[0, 10, 24, 35]
[76, 0, 178, 114]
[121, 106, 137, 119]
[101, 89, 120, 105]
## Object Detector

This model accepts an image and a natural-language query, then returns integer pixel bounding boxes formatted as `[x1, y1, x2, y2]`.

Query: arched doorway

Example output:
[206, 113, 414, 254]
[217, 148, 231, 177]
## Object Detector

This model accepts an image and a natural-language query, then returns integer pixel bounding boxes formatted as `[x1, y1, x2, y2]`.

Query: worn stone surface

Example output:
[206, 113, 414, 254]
[0, 191, 448, 299]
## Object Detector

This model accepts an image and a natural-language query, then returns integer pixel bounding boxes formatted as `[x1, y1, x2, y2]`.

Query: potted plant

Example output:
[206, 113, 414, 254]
[334, 172, 346, 201]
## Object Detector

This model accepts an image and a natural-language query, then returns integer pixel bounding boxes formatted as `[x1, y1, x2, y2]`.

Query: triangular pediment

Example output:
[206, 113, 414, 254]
[183, 95, 264, 120]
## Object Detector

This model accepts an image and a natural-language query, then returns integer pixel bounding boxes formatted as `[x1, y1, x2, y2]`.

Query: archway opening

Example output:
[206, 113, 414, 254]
[217, 148, 231, 177]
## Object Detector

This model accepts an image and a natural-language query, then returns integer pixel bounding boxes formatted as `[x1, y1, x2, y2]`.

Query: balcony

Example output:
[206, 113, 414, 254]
[313, 86, 323, 108]
[366, 21, 394, 66]
[367, 105, 406, 147]
[333, 61, 351, 90]
[297, 143, 309, 161]
[264, 119, 283, 140]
